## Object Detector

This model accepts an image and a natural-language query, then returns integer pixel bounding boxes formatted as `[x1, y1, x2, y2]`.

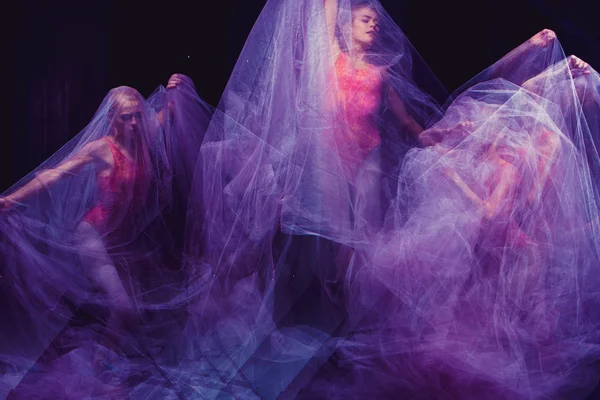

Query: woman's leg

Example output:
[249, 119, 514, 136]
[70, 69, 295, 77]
[74, 222, 137, 334]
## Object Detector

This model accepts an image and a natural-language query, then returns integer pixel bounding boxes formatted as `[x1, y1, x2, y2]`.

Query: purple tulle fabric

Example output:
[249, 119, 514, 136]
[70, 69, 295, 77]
[3, 0, 600, 399]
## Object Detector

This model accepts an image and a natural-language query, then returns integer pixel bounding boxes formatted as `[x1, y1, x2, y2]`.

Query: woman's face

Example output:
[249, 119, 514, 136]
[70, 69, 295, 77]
[352, 7, 379, 48]
[114, 98, 142, 136]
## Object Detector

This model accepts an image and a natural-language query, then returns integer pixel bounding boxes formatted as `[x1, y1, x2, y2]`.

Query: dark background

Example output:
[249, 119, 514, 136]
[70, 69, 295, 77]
[6, 0, 600, 191]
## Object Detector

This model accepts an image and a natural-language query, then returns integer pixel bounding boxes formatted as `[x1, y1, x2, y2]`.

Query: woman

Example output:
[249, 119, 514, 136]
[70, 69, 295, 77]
[1, 87, 154, 330]
[0, 86, 176, 398]
[323, 0, 424, 183]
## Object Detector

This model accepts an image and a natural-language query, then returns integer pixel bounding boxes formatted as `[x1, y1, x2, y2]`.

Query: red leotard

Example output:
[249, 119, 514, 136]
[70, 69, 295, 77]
[82, 136, 147, 235]
[333, 51, 383, 182]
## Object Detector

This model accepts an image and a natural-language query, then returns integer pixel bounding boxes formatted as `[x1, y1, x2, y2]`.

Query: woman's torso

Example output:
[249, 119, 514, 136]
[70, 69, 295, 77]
[82, 136, 148, 234]
[333, 51, 383, 180]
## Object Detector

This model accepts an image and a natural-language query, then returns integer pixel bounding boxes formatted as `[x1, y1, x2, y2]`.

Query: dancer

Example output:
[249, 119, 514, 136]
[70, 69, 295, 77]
[315, 40, 600, 399]
[0, 86, 177, 398]
[0, 87, 160, 330]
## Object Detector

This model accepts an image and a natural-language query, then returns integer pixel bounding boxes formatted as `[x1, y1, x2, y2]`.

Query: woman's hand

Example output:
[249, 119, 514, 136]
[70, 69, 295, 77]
[166, 73, 187, 90]
[567, 55, 591, 78]
[524, 54, 590, 90]
[528, 29, 556, 48]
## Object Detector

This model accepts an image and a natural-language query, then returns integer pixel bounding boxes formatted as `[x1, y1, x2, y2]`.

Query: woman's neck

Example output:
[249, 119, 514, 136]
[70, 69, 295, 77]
[112, 131, 135, 151]
[348, 45, 370, 69]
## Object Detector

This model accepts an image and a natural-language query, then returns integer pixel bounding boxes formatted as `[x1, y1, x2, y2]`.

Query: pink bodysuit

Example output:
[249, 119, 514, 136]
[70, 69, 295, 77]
[82, 136, 148, 236]
[333, 51, 383, 182]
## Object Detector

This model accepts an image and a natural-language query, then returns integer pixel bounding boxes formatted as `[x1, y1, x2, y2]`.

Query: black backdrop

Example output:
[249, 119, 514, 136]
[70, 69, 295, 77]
[6, 0, 600, 192]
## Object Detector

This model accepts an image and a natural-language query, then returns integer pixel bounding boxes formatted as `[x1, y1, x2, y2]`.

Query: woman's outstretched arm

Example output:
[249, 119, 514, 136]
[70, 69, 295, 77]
[0, 139, 110, 209]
